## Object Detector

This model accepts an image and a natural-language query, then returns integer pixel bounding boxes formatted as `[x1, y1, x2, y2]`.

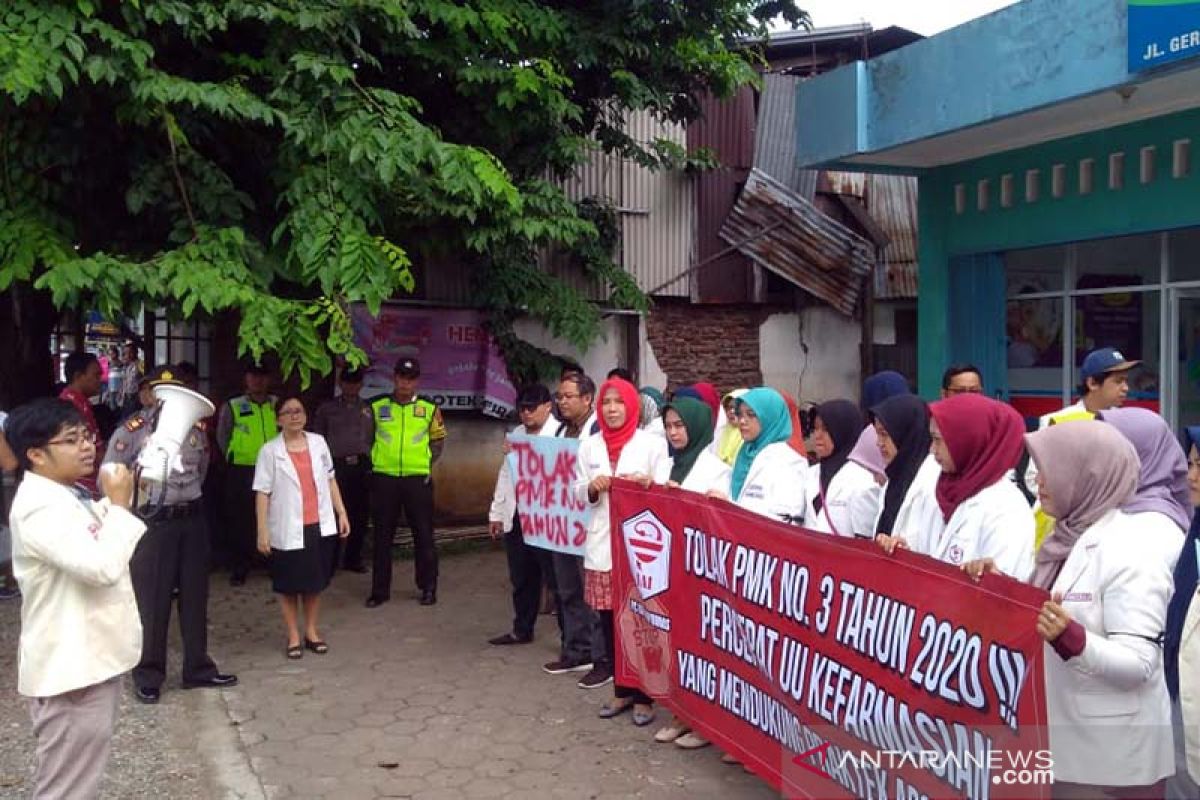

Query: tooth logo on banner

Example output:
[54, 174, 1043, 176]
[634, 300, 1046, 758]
[622, 510, 672, 600]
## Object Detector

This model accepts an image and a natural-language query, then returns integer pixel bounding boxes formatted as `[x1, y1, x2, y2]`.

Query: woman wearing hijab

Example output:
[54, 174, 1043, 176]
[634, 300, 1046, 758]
[803, 400, 880, 538]
[1022, 421, 1179, 797]
[1101, 408, 1192, 536]
[653, 397, 730, 749]
[862, 370, 910, 412]
[573, 378, 670, 725]
[711, 389, 748, 466]
[638, 387, 665, 439]
[847, 425, 887, 486]
[1167, 426, 1200, 795]
[909, 394, 1034, 578]
[720, 388, 807, 523]
[870, 395, 939, 554]
[781, 392, 808, 457]
[674, 383, 721, 423]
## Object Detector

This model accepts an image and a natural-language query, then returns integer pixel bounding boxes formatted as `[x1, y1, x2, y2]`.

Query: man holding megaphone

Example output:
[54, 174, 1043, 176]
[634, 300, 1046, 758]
[103, 365, 237, 704]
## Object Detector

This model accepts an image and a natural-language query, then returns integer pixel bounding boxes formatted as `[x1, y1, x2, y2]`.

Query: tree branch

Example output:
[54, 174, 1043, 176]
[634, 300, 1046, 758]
[163, 110, 200, 242]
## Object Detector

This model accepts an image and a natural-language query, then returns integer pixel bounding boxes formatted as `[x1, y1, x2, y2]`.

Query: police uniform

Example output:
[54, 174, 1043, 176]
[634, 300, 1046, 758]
[368, 359, 446, 605]
[217, 387, 277, 583]
[313, 371, 374, 572]
[103, 368, 234, 700]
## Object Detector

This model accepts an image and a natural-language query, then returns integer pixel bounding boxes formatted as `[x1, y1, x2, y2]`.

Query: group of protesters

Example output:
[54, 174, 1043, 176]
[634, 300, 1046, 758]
[487, 349, 1200, 799]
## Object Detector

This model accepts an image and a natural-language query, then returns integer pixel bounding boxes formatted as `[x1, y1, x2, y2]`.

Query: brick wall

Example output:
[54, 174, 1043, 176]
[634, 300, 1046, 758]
[645, 301, 779, 393]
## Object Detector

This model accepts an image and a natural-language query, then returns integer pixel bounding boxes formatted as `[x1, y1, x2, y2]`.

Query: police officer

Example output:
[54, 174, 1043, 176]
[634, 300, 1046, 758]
[217, 362, 277, 586]
[104, 365, 237, 704]
[366, 357, 446, 607]
[313, 368, 373, 573]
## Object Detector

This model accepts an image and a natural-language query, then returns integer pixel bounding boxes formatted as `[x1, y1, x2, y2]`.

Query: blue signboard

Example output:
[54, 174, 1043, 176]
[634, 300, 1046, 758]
[1129, 0, 1200, 73]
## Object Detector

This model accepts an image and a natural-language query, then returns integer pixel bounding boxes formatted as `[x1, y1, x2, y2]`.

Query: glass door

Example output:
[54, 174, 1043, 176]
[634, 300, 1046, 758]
[1168, 289, 1200, 433]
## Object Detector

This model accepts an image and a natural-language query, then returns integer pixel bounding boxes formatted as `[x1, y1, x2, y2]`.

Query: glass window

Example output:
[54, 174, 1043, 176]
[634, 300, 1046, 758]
[1006, 245, 1066, 295]
[1072, 290, 1160, 403]
[1169, 226, 1200, 282]
[1075, 232, 1160, 290]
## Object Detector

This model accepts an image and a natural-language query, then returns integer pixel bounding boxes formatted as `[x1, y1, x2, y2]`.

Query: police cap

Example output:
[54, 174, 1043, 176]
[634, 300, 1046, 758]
[394, 358, 420, 378]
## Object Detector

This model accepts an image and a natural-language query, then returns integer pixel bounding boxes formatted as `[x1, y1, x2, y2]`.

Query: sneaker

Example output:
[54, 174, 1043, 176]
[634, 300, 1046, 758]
[542, 658, 592, 675]
[577, 666, 613, 689]
[675, 732, 710, 749]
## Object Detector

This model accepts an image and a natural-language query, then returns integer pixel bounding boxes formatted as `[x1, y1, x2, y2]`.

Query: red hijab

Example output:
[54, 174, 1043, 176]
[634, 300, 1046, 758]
[929, 394, 1026, 522]
[597, 378, 641, 467]
[781, 392, 808, 457]
[691, 382, 721, 421]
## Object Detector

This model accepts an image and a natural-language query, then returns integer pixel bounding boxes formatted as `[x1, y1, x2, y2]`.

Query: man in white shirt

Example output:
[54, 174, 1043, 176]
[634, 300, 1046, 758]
[487, 384, 561, 646]
[7, 398, 146, 799]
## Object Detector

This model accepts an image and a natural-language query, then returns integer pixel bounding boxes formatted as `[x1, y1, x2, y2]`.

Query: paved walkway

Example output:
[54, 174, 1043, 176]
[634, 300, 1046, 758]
[0, 547, 778, 799]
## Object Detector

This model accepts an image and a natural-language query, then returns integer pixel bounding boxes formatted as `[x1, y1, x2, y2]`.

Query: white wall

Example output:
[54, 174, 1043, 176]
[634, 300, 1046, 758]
[759, 312, 803, 398]
[638, 316, 668, 391]
[790, 307, 863, 404]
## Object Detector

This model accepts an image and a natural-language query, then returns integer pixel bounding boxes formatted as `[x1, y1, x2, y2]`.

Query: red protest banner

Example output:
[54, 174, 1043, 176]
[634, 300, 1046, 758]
[609, 480, 1050, 800]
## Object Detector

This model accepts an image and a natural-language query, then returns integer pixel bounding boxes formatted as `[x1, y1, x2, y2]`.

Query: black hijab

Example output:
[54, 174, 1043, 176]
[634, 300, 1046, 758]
[871, 394, 932, 535]
[813, 400, 864, 512]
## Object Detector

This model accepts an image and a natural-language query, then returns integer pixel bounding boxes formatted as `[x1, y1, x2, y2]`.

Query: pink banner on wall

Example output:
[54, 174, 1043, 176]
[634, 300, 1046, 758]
[350, 304, 517, 418]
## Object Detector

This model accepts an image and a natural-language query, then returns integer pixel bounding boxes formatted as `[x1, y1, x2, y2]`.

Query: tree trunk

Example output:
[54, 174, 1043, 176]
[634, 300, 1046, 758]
[0, 283, 58, 409]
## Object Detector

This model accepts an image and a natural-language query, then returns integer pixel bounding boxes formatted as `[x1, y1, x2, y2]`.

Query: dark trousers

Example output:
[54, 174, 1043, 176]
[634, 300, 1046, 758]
[223, 464, 256, 577]
[333, 458, 370, 569]
[598, 609, 651, 705]
[129, 511, 217, 690]
[551, 552, 594, 663]
[503, 517, 545, 640]
[370, 474, 436, 599]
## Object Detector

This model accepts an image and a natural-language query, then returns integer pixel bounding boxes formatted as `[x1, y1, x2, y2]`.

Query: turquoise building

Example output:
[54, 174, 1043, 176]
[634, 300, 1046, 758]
[795, 0, 1200, 430]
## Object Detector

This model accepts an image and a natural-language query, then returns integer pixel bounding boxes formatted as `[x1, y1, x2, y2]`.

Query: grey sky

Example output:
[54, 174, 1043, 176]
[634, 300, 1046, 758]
[793, 0, 1020, 36]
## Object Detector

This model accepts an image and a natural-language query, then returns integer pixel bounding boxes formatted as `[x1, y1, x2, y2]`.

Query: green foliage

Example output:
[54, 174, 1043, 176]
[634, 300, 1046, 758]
[0, 0, 806, 386]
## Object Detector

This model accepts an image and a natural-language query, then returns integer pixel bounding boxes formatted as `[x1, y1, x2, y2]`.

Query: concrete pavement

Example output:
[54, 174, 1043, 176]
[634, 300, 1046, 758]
[0, 547, 779, 799]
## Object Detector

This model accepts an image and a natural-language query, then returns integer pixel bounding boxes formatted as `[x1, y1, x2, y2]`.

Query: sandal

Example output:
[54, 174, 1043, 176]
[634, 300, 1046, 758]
[632, 704, 656, 727]
[286, 643, 303, 660]
[304, 638, 329, 655]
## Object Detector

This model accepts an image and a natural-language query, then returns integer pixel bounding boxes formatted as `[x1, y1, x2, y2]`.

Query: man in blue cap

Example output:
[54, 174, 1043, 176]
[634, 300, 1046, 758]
[1023, 346, 1140, 493]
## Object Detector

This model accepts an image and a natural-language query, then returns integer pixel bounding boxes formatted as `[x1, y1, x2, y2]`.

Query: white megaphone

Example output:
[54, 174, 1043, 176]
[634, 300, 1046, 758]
[136, 384, 216, 485]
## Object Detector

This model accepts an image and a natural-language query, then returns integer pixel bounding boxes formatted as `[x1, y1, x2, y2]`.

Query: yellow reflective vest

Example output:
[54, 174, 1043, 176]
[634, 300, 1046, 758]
[370, 395, 446, 477]
[226, 394, 277, 466]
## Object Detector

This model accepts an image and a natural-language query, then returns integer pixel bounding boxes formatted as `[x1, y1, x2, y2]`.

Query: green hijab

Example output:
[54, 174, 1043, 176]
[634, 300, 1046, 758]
[664, 398, 714, 484]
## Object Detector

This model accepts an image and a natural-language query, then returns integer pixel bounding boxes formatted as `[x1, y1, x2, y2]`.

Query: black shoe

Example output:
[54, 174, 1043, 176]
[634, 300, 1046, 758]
[577, 667, 613, 689]
[182, 673, 238, 690]
[543, 658, 593, 675]
[229, 571, 246, 587]
[419, 590, 436, 606]
[135, 686, 160, 704]
[488, 632, 532, 646]
[365, 596, 388, 608]
[344, 563, 368, 574]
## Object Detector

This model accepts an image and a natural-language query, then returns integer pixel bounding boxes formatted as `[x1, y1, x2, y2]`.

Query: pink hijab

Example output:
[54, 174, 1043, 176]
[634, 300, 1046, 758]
[1025, 420, 1140, 590]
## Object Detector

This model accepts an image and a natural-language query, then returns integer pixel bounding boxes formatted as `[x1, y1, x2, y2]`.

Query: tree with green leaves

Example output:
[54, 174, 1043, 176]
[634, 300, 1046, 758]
[0, 0, 805, 405]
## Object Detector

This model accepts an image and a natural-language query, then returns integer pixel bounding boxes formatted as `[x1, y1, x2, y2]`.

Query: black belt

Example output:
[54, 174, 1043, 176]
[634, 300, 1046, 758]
[334, 455, 369, 466]
[156, 500, 202, 521]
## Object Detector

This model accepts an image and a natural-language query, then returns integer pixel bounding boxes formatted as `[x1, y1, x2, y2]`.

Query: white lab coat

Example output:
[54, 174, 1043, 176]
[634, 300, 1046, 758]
[643, 416, 665, 440]
[9, 472, 147, 697]
[573, 430, 671, 572]
[1044, 509, 1181, 786]
[488, 419, 562, 533]
[253, 433, 338, 550]
[677, 449, 732, 497]
[908, 478, 1035, 580]
[803, 461, 882, 539]
[880, 454, 941, 543]
[732, 442, 808, 524]
[1177, 556, 1200, 782]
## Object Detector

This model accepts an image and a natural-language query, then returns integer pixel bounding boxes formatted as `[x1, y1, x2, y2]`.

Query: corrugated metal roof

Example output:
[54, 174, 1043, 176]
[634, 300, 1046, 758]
[754, 73, 818, 199]
[622, 111, 692, 298]
[824, 170, 866, 198]
[864, 174, 918, 299]
[690, 89, 756, 302]
[720, 168, 874, 316]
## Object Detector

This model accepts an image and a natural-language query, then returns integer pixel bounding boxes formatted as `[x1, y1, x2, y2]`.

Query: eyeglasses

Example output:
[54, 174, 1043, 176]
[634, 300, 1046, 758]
[554, 393, 581, 402]
[46, 431, 97, 448]
[735, 410, 758, 421]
